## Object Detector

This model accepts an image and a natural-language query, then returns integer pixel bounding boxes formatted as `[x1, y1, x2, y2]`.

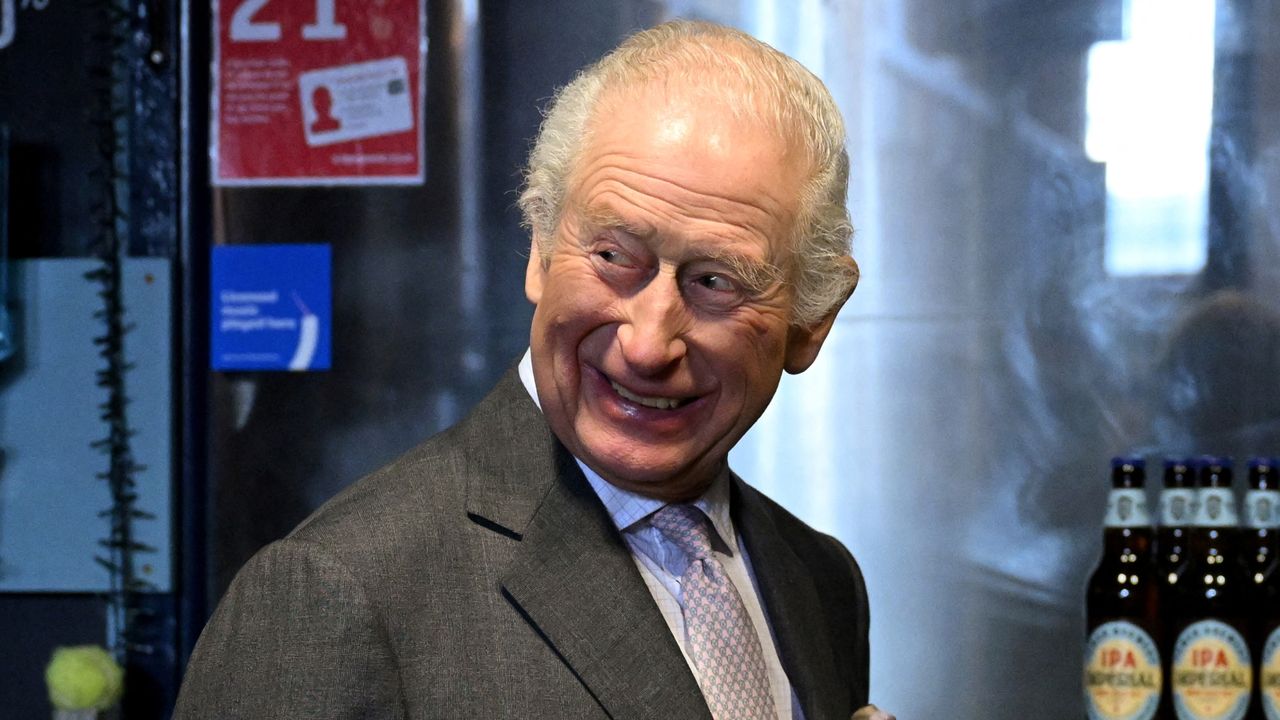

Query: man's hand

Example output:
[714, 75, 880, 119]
[852, 704, 896, 720]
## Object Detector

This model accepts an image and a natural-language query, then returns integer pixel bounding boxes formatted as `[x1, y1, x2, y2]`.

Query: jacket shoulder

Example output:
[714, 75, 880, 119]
[735, 478, 871, 705]
[737, 480, 866, 587]
[285, 367, 540, 557]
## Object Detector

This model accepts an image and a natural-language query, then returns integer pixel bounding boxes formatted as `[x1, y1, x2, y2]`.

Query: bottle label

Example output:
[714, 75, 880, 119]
[1160, 488, 1198, 526]
[1084, 621, 1162, 720]
[1172, 619, 1252, 720]
[1106, 489, 1152, 528]
[1244, 490, 1280, 530]
[1264, 628, 1280, 720]
[1194, 488, 1239, 528]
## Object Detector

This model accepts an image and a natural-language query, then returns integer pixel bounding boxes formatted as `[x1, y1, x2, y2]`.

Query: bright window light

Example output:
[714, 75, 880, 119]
[1086, 0, 1215, 276]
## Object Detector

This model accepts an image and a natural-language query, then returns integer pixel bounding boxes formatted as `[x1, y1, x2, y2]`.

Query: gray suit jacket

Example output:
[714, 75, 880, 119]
[174, 369, 870, 719]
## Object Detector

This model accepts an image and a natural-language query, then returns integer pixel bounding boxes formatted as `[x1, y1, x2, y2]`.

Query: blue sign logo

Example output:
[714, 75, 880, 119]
[211, 244, 331, 371]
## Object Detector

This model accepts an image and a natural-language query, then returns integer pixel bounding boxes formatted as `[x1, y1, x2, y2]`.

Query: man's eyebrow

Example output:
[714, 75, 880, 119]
[578, 203, 785, 294]
[579, 205, 653, 238]
[706, 249, 786, 295]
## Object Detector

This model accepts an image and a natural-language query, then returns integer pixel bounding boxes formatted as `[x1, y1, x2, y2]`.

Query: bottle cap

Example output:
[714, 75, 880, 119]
[1197, 457, 1233, 488]
[1111, 456, 1145, 488]
[1162, 458, 1194, 488]
[1247, 457, 1276, 490]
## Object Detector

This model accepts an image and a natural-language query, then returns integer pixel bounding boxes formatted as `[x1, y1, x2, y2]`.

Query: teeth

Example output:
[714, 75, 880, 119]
[611, 380, 684, 410]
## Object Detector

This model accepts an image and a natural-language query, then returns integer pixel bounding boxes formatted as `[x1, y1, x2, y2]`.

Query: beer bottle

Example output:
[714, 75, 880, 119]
[1158, 459, 1198, 599]
[1243, 458, 1279, 720]
[1244, 458, 1279, 590]
[1086, 457, 1165, 720]
[1256, 578, 1280, 720]
[1170, 458, 1252, 720]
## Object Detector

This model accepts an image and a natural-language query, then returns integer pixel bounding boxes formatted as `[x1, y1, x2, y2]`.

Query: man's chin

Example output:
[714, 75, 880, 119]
[583, 451, 720, 502]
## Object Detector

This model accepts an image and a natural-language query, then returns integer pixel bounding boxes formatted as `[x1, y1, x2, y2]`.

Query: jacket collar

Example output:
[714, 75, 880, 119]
[463, 368, 712, 720]
[463, 368, 844, 719]
[734, 478, 846, 719]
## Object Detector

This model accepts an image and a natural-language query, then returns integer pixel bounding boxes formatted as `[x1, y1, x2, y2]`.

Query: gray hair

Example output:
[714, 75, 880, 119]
[517, 20, 857, 328]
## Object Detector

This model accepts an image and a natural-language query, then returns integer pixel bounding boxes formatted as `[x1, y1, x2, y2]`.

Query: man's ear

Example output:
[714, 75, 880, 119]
[525, 234, 548, 305]
[784, 256, 859, 374]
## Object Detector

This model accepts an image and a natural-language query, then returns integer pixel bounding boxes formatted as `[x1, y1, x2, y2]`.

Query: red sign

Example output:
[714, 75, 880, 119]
[213, 0, 425, 185]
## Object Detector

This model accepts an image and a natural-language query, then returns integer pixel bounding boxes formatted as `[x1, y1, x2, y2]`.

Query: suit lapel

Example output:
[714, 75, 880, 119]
[734, 479, 846, 720]
[464, 369, 710, 720]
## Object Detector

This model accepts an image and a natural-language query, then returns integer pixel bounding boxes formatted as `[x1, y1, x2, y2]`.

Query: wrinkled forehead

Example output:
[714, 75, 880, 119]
[561, 82, 810, 268]
[582, 80, 816, 219]
[589, 71, 804, 155]
[578, 82, 807, 201]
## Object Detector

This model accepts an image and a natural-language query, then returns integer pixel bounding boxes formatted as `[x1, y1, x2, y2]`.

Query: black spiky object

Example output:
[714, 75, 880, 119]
[85, 0, 156, 662]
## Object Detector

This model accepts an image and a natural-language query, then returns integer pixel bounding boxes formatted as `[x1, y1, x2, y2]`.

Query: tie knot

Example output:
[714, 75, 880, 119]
[651, 504, 714, 561]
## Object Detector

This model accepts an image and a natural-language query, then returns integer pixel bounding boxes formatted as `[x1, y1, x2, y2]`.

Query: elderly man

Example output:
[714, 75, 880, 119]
[176, 20, 888, 720]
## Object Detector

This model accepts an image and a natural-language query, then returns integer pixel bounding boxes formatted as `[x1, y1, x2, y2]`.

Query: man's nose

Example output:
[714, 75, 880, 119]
[616, 274, 688, 375]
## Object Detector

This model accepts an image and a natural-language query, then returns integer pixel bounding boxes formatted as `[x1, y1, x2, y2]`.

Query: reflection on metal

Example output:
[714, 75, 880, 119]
[1087, 0, 1215, 276]
[0, 126, 13, 363]
[748, 0, 824, 76]
[0, 0, 14, 51]
[0, 0, 54, 51]
[452, 0, 484, 329]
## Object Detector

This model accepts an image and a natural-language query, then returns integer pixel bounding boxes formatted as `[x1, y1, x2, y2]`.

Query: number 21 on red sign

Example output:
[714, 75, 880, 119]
[229, 0, 347, 42]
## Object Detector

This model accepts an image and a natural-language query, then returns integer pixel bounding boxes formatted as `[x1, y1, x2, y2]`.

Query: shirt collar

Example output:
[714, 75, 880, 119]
[516, 349, 737, 552]
[518, 349, 541, 410]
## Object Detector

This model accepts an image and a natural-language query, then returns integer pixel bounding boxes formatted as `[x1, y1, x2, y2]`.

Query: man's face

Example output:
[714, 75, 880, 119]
[526, 83, 848, 501]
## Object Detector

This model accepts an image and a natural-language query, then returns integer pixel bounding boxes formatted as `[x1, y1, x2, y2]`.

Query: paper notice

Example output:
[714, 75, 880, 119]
[298, 57, 414, 147]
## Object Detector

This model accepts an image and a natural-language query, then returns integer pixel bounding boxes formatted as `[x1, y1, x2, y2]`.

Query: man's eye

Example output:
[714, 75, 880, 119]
[596, 249, 636, 267]
[694, 273, 737, 293]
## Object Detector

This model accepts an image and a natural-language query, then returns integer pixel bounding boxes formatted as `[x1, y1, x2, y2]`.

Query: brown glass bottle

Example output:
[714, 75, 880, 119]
[1254, 569, 1279, 720]
[1243, 458, 1279, 720]
[1244, 458, 1280, 593]
[1170, 459, 1252, 720]
[1087, 457, 1167, 720]
[1159, 459, 1198, 610]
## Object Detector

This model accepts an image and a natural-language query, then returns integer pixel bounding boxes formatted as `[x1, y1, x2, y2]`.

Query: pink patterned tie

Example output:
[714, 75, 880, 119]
[651, 504, 777, 720]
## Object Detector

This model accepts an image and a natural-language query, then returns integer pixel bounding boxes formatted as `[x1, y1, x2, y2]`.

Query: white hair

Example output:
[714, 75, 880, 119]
[518, 20, 857, 327]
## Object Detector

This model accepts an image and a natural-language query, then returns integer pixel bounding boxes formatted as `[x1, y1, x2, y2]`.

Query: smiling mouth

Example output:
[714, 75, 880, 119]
[610, 380, 688, 410]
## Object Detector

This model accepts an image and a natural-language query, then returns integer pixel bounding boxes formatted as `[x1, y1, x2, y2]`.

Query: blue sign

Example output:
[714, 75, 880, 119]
[211, 244, 331, 371]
